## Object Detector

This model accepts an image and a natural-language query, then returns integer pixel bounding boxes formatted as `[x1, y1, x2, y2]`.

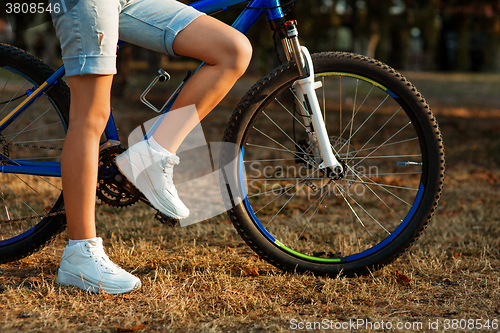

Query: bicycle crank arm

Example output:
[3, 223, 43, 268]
[292, 46, 343, 174]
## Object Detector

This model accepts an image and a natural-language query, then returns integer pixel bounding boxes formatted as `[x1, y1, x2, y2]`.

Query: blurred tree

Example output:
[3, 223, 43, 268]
[3, 0, 500, 75]
[434, 0, 500, 71]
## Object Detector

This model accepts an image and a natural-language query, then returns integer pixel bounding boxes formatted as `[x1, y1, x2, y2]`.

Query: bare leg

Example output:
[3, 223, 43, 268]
[62, 75, 113, 240]
[150, 15, 252, 153]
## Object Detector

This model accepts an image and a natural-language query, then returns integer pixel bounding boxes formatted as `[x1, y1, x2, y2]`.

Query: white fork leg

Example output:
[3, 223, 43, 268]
[293, 46, 343, 174]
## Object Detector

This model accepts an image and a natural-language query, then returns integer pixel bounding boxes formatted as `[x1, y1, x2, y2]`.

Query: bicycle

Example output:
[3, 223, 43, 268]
[0, 0, 445, 277]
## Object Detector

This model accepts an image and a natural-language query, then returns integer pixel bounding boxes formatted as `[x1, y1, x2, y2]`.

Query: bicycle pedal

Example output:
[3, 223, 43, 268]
[154, 211, 179, 227]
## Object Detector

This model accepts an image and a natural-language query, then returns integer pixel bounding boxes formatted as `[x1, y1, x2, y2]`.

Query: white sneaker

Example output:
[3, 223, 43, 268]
[115, 140, 189, 219]
[57, 238, 141, 294]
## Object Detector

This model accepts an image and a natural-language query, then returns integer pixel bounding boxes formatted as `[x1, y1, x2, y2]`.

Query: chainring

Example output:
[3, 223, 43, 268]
[96, 145, 141, 208]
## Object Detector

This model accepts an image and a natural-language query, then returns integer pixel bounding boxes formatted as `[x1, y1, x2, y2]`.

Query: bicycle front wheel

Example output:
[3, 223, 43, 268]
[222, 52, 445, 276]
[0, 44, 69, 263]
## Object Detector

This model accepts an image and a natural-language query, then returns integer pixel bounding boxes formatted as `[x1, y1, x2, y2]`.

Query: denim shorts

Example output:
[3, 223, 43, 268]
[51, 0, 204, 77]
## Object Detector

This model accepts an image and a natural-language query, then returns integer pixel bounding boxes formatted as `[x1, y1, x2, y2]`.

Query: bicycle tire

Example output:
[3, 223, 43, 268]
[0, 43, 69, 263]
[222, 52, 445, 276]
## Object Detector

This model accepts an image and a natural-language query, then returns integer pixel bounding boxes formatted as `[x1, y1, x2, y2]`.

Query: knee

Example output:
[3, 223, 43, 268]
[221, 33, 252, 77]
[232, 34, 253, 76]
[86, 112, 110, 136]
[68, 106, 110, 139]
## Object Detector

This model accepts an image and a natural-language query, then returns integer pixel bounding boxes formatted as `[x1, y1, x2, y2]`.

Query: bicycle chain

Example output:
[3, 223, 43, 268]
[1, 141, 63, 152]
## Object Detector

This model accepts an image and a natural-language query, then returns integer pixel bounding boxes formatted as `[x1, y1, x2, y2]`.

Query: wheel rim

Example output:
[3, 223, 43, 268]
[239, 70, 427, 263]
[0, 65, 66, 245]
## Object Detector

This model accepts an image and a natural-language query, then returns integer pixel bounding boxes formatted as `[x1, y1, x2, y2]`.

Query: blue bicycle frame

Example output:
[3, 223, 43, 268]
[0, 0, 286, 178]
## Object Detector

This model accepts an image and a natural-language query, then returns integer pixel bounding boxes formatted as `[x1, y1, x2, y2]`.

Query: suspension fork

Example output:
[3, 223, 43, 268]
[271, 19, 343, 175]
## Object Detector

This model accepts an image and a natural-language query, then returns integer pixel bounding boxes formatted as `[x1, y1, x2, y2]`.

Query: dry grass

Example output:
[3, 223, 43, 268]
[1, 71, 500, 332]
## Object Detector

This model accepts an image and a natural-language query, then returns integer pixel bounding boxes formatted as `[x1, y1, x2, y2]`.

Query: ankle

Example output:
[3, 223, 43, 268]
[68, 237, 101, 247]
[147, 136, 174, 156]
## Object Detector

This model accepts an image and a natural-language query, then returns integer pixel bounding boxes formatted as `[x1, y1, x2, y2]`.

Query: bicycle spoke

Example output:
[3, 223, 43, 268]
[273, 97, 308, 131]
[332, 84, 375, 150]
[244, 158, 297, 163]
[352, 121, 412, 168]
[341, 176, 419, 192]
[339, 95, 391, 153]
[344, 164, 404, 222]
[342, 101, 397, 158]
[322, 77, 326, 122]
[333, 181, 373, 239]
[345, 79, 358, 159]
[13, 173, 53, 206]
[0, 179, 40, 217]
[7, 107, 53, 145]
[374, 171, 421, 176]
[0, 80, 28, 115]
[286, 86, 344, 155]
[265, 182, 306, 227]
[339, 76, 342, 137]
[251, 126, 318, 167]
[339, 84, 374, 135]
[346, 190, 391, 235]
[246, 177, 326, 182]
[0, 71, 13, 105]
[279, 187, 328, 241]
[353, 137, 418, 154]
[275, 95, 342, 157]
[348, 167, 414, 206]
[261, 110, 313, 160]
[0, 190, 22, 221]
[0, 45, 71, 262]
[292, 190, 329, 250]
[2, 122, 63, 141]
[245, 143, 291, 153]
[347, 154, 422, 160]
[253, 166, 321, 214]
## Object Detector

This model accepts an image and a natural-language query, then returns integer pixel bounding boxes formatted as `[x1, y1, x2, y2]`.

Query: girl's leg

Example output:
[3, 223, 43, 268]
[62, 74, 113, 240]
[115, 14, 251, 219]
[58, 74, 141, 294]
[150, 15, 252, 153]
[53, 0, 140, 294]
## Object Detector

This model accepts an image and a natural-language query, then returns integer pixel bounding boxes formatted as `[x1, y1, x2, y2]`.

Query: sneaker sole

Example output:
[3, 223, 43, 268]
[115, 153, 188, 219]
[57, 269, 141, 294]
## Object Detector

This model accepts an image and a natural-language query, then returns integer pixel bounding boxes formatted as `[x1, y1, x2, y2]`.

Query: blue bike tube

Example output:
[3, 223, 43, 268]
[191, 0, 246, 13]
[103, 110, 120, 141]
[192, 0, 284, 33]
[0, 163, 61, 177]
[0, 65, 66, 132]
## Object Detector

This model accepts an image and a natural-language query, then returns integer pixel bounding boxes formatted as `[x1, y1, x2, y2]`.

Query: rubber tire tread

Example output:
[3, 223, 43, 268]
[222, 52, 445, 277]
[0, 43, 70, 264]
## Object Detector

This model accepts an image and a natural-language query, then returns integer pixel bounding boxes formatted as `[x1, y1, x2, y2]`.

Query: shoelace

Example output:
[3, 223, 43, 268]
[161, 155, 180, 192]
[87, 244, 122, 273]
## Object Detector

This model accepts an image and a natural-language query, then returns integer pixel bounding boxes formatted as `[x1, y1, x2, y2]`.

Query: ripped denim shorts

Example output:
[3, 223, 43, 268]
[51, 0, 204, 76]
